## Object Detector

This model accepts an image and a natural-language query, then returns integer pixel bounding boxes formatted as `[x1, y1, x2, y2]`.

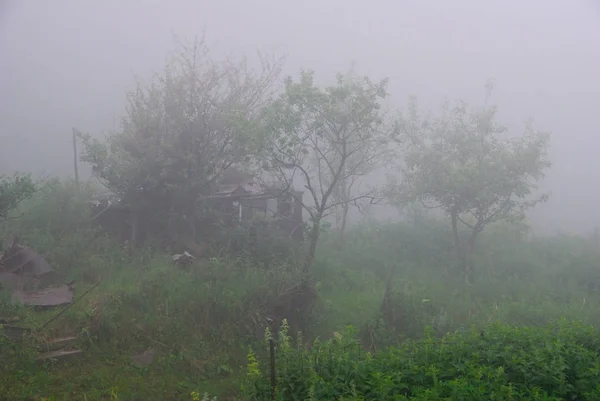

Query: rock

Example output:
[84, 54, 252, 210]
[12, 284, 74, 307]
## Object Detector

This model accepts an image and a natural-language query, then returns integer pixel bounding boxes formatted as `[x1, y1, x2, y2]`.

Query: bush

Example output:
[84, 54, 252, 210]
[242, 320, 600, 400]
[208, 219, 303, 268]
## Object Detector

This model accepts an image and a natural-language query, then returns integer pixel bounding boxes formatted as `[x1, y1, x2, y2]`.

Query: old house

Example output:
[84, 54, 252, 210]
[203, 168, 304, 241]
[88, 168, 305, 246]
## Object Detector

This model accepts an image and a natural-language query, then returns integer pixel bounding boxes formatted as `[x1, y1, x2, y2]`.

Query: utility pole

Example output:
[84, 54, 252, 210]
[72, 128, 80, 190]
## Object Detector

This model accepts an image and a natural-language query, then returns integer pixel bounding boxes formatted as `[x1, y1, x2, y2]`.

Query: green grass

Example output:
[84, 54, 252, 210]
[1, 179, 600, 400]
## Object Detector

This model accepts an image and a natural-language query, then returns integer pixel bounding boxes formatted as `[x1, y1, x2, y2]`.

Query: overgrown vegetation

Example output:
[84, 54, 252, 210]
[243, 320, 600, 400]
[1, 181, 599, 400]
[1, 37, 599, 400]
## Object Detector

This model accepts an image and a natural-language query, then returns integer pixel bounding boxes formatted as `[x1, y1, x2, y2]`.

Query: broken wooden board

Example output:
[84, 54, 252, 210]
[12, 284, 73, 307]
[37, 349, 83, 363]
[38, 336, 79, 352]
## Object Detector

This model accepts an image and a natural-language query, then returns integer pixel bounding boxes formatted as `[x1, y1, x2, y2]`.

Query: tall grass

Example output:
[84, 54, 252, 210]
[1, 179, 599, 400]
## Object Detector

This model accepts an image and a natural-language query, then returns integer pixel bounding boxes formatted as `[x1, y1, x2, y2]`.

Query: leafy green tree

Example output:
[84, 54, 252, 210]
[79, 37, 283, 246]
[389, 85, 551, 284]
[256, 70, 391, 275]
[0, 173, 37, 224]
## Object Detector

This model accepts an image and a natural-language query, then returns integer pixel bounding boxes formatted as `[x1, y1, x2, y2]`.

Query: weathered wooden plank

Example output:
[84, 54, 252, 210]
[37, 349, 83, 363]
[38, 336, 79, 352]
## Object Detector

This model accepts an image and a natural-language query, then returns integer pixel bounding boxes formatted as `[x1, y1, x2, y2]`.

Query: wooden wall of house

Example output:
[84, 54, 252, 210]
[91, 192, 305, 249]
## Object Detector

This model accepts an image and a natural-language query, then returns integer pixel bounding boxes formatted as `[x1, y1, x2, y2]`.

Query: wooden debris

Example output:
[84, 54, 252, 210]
[37, 349, 83, 363]
[38, 336, 79, 352]
[12, 284, 74, 307]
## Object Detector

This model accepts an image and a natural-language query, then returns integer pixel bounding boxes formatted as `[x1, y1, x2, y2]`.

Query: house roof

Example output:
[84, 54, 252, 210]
[220, 168, 255, 186]
[87, 168, 303, 203]
[206, 181, 270, 200]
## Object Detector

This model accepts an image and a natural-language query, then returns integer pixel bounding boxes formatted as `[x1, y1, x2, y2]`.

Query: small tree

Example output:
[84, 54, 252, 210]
[329, 125, 386, 247]
[389, 86, 551, 284]
[256, 70, 391, 275]
[80, 36, 283, 247]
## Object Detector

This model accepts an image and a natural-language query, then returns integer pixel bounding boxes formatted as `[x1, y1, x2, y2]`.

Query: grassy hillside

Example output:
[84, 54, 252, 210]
[1, 180, 599, 400]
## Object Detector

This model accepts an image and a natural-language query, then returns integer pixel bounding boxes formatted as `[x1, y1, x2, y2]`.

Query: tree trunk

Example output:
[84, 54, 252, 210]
[462, 229, 479, 286]
[185, 205, 197, 242]
[451, 212, 463, 268]
[72, 129, 79, 191]
[337, 203, 349, 249]
[304, 217, 321, 275]
[380, 262, 398, 325]
[287, 214, 321, 328]
[451, 211, 479, 286]
[129, 210, 139, 254]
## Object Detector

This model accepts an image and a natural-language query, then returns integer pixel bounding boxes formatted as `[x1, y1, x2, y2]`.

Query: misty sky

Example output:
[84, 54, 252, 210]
[1, 0, 599, 234]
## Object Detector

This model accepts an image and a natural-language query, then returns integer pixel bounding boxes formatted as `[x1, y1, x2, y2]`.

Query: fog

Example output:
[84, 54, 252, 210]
[1, 0, 599, 235]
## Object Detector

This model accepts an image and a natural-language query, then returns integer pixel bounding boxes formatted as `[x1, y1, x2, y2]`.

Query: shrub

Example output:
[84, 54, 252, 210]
[241, 320, 600, 400]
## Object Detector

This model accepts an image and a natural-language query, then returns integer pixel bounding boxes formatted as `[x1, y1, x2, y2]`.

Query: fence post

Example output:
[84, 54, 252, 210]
[72, 128, 80, 191]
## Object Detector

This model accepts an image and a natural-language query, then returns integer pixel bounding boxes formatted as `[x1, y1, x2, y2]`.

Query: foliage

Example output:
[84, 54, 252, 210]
[255, 69, 391, 271]
[388, 84, 551, 282]
[78, 36, 284, 240]
[191, 391, 218, 401]
[0, 172, 37, 224]
[0, 180, 600, 400]
[2, 180, 600, 400]
[0, 178, 94, 234]
[209, 219, 302, 268]
[242, 321, 600, 401]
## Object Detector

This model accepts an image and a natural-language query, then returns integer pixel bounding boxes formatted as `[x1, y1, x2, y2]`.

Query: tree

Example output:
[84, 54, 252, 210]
[79, 36, 283, 247]
[389, 86, 551, 284]
[256, 70, 391, 276]
[0, 173, 37, 224]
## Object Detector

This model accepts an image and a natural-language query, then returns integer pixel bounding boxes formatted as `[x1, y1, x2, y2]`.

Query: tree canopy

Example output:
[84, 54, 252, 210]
[255, 69, 391, 271]
[79, 37, 284, 244]
[388, 88, 551, 283]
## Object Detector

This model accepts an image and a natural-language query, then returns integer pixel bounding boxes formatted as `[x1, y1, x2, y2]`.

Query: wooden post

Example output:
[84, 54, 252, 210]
[72, 128, 79, 190]
[269, 338, 276, 401]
